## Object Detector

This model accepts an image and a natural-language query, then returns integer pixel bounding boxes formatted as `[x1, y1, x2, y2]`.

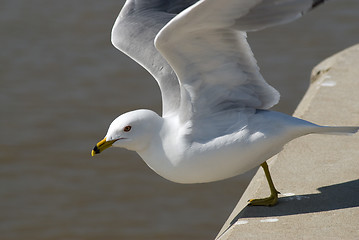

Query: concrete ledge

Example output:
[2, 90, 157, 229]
[217, 44, 359, 240]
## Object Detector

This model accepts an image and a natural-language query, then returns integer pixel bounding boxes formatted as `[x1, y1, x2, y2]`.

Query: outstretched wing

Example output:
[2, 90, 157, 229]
[155, 0, 327, 122]
[111, 0, 199, 117]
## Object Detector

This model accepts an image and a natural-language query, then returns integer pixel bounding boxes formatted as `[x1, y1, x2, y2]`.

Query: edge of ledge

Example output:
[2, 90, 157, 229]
[216, 43, 359, 240]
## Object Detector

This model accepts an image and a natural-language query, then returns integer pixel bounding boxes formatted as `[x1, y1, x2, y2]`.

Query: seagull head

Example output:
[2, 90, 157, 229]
[91, 109, 162, 156]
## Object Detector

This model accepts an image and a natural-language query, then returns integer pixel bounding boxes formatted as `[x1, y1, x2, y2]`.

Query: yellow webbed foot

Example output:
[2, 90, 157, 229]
[248, 191, 279, 206]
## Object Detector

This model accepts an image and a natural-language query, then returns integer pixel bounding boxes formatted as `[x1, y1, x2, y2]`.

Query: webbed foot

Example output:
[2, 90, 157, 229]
[248, 190, 279, 206]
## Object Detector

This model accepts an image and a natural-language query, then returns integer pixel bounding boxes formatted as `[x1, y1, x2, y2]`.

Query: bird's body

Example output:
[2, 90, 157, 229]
[101, 107, 356, 184]
[92, 0, 359, 205]
[128, 109, 314, 183]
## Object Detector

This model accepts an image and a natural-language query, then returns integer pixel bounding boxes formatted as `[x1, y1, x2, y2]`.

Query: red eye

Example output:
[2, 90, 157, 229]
[123, 126, 132, 132]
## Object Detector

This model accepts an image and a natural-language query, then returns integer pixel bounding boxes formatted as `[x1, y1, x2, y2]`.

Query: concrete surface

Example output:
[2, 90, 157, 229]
[216, 44, 359, 240]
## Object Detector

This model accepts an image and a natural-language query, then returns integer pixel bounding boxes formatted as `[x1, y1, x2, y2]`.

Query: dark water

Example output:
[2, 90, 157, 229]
[1, 1, 358, 239]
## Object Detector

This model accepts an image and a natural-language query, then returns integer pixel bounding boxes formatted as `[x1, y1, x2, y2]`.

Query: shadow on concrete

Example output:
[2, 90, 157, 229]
[230, 178, 359, 224]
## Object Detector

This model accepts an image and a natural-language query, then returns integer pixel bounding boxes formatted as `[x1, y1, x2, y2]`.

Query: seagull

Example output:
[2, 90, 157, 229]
[91, 0, 358, 206]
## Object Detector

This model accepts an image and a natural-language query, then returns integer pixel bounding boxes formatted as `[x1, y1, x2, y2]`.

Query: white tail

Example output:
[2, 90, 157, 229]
[315, 126, 359, 135]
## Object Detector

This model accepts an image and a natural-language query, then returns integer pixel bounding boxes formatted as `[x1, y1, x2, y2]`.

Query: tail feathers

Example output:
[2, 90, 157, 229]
[315, 126, 359, 135]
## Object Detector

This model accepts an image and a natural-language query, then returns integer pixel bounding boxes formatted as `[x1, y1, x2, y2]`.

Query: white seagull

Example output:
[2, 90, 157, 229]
[92, 0, 358, 206]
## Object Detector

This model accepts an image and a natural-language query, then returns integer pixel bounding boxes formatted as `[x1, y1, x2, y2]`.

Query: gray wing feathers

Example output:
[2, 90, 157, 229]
[111, 0, 198, 116]
[112, 0, 327, 119]
[234, 0, 327, 32]
[155, 0, 327, 122]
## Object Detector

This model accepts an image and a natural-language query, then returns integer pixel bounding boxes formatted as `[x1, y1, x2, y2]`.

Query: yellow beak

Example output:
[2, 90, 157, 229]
[91, 138, 117, 156]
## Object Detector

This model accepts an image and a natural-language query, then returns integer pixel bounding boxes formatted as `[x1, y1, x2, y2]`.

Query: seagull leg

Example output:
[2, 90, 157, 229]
[248, 161, 280, 206]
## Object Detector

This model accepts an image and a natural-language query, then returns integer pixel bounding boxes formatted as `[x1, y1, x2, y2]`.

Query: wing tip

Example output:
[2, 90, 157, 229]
[312, 0, 327, 9]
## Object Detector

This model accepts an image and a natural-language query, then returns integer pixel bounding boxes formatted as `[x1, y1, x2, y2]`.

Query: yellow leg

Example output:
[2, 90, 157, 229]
[248, 161, 280, 206]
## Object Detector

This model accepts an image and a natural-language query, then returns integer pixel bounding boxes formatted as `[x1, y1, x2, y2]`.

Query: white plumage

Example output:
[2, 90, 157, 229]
[92, 0, 358, 204]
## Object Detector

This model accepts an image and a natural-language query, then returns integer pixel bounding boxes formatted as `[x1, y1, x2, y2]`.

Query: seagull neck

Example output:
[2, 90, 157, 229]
[136, 114, 178, 171]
